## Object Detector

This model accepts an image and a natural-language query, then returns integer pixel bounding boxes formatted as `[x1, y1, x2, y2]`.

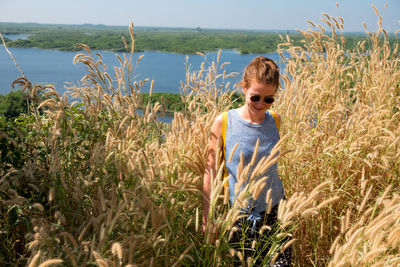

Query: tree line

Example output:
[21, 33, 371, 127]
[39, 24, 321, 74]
[2, 22, 393, 54]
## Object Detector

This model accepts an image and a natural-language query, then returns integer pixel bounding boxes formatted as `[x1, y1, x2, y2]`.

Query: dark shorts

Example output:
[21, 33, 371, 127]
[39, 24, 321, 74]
[229, 205, 292, 266]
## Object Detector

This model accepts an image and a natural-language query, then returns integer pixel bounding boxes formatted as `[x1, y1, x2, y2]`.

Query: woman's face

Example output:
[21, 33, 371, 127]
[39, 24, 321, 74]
[243, 81, 276, 115]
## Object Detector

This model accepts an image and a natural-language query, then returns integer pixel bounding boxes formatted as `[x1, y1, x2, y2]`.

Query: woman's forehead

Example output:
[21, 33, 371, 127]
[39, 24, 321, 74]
[246, 82, 276, 95]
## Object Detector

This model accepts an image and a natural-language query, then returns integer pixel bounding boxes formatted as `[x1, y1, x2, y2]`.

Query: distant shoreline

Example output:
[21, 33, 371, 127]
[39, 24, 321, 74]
[1, 22, 390, 55]
[0, 21, 377, 34]
[0, 21, 302, 33]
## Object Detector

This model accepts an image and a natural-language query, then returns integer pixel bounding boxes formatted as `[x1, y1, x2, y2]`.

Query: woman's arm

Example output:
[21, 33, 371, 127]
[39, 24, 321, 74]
[202, 114, 222, 233]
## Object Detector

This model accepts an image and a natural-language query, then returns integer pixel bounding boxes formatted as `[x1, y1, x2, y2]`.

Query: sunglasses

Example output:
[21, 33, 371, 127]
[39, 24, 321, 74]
[249, 94, 275, 104]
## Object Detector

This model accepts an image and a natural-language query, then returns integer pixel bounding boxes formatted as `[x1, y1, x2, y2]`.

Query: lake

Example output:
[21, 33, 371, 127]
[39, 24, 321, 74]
[2, 34, 30, 41]
[0, 47, 285, 95]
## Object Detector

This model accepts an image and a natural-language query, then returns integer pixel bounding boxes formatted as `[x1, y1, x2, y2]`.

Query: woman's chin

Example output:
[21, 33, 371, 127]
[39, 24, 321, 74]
[251, 105, 267, 113]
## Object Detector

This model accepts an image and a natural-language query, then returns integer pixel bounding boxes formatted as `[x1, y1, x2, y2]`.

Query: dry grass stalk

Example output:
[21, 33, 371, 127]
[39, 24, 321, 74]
[37, 259, 63, 267]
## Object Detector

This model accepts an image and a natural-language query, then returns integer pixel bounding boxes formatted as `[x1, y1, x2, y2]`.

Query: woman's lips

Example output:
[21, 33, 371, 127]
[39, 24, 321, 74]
[252, 105, 265, 111]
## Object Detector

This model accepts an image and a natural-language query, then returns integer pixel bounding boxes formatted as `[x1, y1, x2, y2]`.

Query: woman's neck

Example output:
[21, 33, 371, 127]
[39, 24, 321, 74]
[237, 105, 266, 124]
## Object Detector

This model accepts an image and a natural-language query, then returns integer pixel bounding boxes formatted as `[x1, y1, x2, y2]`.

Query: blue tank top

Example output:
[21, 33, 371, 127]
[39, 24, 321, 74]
[226, 109, 285, 220]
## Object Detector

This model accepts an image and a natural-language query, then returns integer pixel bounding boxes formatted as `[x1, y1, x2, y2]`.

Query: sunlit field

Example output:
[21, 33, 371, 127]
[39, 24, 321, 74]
[1, 9, 400, 266]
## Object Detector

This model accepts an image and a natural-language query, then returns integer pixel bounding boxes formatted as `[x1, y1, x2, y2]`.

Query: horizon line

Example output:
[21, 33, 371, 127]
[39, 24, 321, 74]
[0, 21, 378, 34]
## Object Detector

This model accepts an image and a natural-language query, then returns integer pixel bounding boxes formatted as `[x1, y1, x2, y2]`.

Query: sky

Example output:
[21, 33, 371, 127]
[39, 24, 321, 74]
[0, 0, 399, 33]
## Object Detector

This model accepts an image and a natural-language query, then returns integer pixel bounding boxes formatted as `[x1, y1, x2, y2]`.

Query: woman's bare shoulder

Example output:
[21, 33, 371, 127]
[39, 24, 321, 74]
[211, 113, 223, 136]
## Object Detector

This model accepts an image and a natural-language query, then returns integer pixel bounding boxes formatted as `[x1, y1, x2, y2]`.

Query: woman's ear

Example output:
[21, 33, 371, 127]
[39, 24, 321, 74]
[240, 81, 247, 94]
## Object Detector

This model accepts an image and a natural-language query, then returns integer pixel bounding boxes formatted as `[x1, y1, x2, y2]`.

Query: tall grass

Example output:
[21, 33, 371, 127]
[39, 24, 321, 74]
[275, 9, 400, 266]
[1, 8, 399, 266]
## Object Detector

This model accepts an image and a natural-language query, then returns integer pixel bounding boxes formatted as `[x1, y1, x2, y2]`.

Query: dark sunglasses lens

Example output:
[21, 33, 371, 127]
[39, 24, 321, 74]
[264, 97, 274, 104]
[250, 95, 261, 102]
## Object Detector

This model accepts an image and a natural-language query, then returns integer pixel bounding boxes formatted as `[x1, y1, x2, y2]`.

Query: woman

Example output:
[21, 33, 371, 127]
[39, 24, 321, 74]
[202, 56, 291, 266]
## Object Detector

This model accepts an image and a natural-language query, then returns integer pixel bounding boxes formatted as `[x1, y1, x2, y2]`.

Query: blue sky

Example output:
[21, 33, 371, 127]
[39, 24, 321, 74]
[0, 0, 399, 32]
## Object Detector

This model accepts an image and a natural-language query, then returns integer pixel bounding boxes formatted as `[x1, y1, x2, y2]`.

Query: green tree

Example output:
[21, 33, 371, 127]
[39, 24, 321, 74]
[0, 90, 29, 118]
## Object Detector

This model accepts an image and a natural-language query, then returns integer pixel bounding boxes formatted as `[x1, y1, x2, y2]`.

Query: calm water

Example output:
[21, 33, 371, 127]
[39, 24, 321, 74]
[0, 47, 284, 95]
[2, 34, 30, 40]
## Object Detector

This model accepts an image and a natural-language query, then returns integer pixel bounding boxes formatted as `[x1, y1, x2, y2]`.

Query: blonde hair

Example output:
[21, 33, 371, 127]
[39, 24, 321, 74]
[241, 56, 280, 89]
